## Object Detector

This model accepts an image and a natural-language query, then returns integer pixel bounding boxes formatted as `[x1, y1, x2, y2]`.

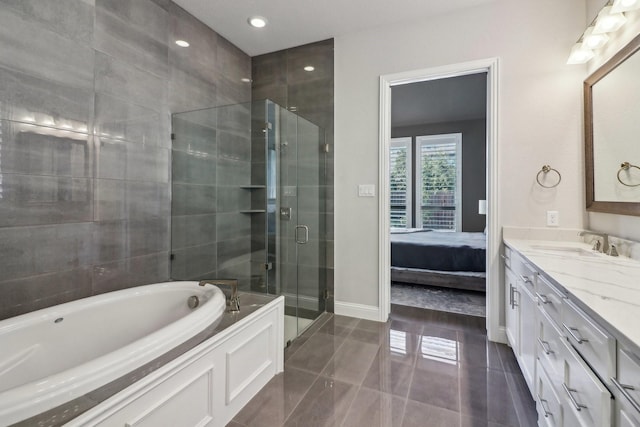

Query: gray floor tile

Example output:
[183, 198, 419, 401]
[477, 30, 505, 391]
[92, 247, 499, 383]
[233, 367, 317, 427]
[362, 350, 415, 398]
[341, 388, 405, 427]
[321, 339, 379, 385]
[282, 376, 357, 427]
[459, 368, 521, 426]
[408, 366, 460, 412]
[286, 332, 345, 374]
[402, 400, 461, 427]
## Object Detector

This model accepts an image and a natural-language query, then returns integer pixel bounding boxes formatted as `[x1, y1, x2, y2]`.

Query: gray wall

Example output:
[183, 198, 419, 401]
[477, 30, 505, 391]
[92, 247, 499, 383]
[0, 0, 250, 320]
[251, 39, 335, 312]
[392, 119, 487, 232]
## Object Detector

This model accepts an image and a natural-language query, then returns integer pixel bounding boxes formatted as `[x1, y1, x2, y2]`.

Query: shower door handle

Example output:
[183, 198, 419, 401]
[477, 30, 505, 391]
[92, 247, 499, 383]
[295, 225, 309, 244]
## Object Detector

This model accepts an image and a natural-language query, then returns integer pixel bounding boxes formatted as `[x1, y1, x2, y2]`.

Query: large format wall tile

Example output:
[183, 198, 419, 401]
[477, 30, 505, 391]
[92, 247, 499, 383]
[95, 0, 169, 78]
[0, 0, 95, 46]
[94, 52, 167, 112]
[0, 0, 251, 320]
[0, 6, 95, 89]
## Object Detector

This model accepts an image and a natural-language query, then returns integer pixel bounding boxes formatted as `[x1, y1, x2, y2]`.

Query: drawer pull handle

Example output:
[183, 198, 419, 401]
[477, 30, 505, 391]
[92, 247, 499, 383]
[563, 324, 589, 344]
[536, 394, 552, 417]
[537, 338, 554, 355]
[562, 383, 587, 411]
[520, 274, 534, 284]
[500, 254, 507, 260]
[536, 292, 550, 304]
[612, 377, 640, 413]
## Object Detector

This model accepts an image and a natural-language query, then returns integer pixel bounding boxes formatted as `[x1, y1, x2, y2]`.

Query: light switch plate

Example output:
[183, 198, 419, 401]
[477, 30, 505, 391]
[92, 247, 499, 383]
[358, 184, 376, 197]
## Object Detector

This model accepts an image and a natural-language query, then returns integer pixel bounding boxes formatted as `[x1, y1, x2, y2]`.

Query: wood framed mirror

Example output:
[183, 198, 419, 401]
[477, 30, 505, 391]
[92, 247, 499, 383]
[585, 32, 640, 216]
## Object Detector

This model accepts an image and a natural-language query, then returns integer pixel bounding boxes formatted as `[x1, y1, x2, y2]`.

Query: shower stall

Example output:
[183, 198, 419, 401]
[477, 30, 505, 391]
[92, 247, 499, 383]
[170, 100, 327, 343]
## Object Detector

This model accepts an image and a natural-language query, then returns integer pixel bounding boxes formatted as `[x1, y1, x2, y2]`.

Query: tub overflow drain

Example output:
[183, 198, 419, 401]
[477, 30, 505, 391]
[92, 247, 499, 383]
[54, 317, 64, 323]
[188, 295, 200, 309]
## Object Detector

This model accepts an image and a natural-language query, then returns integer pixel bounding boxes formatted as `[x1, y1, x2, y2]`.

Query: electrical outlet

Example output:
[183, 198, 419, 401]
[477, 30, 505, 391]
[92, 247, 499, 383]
[546, 210, 559, 227]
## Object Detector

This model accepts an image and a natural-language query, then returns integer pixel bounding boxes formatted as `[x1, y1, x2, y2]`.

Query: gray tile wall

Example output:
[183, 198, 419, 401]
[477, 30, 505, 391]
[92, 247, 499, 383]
[0, 0, 250, 320]
[251, 39, 335, 312]
[171, 102, 253, 289]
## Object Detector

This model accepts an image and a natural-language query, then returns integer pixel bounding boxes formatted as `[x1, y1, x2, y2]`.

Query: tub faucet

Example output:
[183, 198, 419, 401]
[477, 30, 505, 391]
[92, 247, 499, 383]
[578, 231, 609, 254]
[199, 279, 240, 312]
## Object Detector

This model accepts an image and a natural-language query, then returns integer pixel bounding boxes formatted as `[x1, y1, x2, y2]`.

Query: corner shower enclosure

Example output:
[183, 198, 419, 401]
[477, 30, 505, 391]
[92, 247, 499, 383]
[170, 99, 327, 343]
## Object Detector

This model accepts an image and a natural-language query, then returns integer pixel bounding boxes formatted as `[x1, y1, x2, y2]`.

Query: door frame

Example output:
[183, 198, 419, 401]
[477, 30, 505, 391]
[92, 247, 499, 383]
[378, 58, 503, 342]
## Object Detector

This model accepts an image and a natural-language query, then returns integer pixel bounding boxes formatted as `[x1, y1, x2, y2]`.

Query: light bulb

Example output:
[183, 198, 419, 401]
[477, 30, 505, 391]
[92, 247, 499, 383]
[582, 27, 609, 50]
[611, 0, 640, 13]
[593, 6, 627, 34]
[567, 43, 595, 64]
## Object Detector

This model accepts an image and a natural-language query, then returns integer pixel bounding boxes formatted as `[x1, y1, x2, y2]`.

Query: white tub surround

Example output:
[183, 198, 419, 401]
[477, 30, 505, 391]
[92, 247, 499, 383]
[0, 282, 284, 427]
[66, 292, 284, 427]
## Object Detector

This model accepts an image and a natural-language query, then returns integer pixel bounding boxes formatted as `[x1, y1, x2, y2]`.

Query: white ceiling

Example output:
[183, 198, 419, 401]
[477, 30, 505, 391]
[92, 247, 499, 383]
[172, 0, 496, 56]
[391, 73, 487, 128]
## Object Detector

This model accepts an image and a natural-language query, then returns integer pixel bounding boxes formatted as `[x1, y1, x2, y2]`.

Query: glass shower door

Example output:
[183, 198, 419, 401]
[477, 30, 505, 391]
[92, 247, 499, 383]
[273, 102, 326, 343]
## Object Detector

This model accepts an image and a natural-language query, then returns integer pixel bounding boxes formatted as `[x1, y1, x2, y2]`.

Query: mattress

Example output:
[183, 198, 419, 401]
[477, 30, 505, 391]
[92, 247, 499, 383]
[390, 230, 486, 272]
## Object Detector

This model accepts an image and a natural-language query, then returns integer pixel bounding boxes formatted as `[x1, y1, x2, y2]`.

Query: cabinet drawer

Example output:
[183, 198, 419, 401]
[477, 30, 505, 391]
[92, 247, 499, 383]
[616, 395, 640, 427]
[560, 338, 612, 427]
[537, 306, 564, 385]
[512, 255, 537, 294]
[614, 347, 640, 420]
[536, 364, 563, 427]
[562, 298, 616, 382]
[536, 274, 565, 328]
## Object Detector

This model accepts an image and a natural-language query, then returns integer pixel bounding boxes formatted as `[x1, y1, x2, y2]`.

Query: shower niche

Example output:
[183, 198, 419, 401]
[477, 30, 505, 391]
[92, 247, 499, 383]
[171, 100, 327, 342]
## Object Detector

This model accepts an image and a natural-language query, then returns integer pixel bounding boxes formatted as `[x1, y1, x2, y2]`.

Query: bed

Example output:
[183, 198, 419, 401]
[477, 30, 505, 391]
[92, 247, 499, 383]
[390, 229, 486, 292]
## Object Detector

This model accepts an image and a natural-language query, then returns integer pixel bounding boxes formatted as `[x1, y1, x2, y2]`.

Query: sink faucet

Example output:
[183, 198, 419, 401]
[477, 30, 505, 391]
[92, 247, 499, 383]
[199, 279, 240, 312]
[578, 231, 609, 254]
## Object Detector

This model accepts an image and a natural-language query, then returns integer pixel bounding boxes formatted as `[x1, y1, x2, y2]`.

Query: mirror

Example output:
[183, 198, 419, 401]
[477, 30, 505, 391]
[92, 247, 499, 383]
[585, 33, 640, 216]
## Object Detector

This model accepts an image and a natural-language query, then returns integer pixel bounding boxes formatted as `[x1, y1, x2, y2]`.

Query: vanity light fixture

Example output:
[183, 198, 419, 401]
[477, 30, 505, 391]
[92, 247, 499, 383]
[248, 16, 267, 28]
[567, 43, 595, 64]
[593, 6, 627, 34]
[175, 40, 190, 47]
[582, 27, 609, 50]
[567, 2, 634, 64]
[303, 65, 315, 72]
[611, 0, 640, 13]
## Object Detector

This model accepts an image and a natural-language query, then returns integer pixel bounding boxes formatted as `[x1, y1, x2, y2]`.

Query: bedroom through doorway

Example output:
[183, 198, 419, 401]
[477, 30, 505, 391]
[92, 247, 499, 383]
[388, 72, 488, 317]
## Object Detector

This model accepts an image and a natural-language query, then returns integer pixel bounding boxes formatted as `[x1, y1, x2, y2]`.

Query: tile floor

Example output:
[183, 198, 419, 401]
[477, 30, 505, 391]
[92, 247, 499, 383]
[229, 305, 538, 427]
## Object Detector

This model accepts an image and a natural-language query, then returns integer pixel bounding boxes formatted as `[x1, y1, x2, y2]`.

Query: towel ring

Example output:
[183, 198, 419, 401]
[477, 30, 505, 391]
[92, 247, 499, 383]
[617, 162, 640, 187]
[536, 165, 561, 188]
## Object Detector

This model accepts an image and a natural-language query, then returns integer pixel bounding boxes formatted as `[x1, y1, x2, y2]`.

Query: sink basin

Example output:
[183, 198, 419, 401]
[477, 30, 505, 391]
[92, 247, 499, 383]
[529, 245, 599, 257]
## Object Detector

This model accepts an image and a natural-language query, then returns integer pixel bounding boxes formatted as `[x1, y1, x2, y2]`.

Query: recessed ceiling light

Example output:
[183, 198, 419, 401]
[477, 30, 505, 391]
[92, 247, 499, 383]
[175, 40, 190, 47]
[248, 16, 267, 28]
[241, 78, 252, 83]
[303, 65, 315, 72]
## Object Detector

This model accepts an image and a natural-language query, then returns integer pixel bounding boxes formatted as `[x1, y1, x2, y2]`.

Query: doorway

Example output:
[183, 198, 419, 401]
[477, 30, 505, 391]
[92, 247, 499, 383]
[378, 58, 502, 341]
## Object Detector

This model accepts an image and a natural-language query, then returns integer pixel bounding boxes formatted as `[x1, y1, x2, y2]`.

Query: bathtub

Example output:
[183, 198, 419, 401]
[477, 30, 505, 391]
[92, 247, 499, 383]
[0, 281, 226, 426]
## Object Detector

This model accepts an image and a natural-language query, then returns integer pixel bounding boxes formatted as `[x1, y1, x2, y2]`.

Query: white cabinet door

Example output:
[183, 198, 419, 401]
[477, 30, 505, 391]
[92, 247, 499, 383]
[505, 267, 520, 353]
[519, 283, 536, 393]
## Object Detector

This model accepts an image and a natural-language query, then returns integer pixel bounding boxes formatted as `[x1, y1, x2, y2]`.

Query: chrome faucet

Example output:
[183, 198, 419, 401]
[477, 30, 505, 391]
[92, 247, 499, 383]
[199, 279, 240, 312]
[578, 231, 609, 254]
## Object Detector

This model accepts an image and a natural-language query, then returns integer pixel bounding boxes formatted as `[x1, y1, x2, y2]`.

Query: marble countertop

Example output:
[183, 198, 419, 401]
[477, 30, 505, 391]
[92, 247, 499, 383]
[504, 238, 640, 350]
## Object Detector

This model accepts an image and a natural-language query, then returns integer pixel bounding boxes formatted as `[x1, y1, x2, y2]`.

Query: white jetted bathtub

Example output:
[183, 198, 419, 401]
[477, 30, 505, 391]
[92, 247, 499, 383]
[0, 281, 226, 425]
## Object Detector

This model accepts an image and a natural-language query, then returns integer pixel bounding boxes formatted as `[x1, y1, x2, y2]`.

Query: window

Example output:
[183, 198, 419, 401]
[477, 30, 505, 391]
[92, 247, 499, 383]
[389, 138, 412, 228]
[389, 133, 462, 231]
[416, 134, 462, 231]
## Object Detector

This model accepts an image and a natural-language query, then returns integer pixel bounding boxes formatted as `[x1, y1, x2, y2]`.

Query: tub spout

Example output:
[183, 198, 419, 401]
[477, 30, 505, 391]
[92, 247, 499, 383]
[199, 279, 240, 312]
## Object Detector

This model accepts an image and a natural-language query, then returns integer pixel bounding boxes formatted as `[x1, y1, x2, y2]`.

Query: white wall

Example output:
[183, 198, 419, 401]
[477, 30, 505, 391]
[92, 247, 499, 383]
[585, 1, 640, 241]
[334, 0, 587, 309]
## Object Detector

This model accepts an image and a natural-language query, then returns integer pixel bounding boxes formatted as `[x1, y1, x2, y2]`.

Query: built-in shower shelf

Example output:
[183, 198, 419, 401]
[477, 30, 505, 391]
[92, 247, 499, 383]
[240, 185, 266, 189]
[240, 210, 266, 214]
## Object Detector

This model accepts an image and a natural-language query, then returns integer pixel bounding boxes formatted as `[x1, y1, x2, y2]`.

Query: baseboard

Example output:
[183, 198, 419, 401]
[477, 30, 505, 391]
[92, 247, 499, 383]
[491, 326, 508, 345]
[334, 301, 381, 321]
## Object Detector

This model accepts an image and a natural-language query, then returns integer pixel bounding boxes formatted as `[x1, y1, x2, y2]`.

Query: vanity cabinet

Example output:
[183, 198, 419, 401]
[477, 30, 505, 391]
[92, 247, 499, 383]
[504, 243, 622, 426]
[614, 347, 640, 426]
[503, 248, 537, 391]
